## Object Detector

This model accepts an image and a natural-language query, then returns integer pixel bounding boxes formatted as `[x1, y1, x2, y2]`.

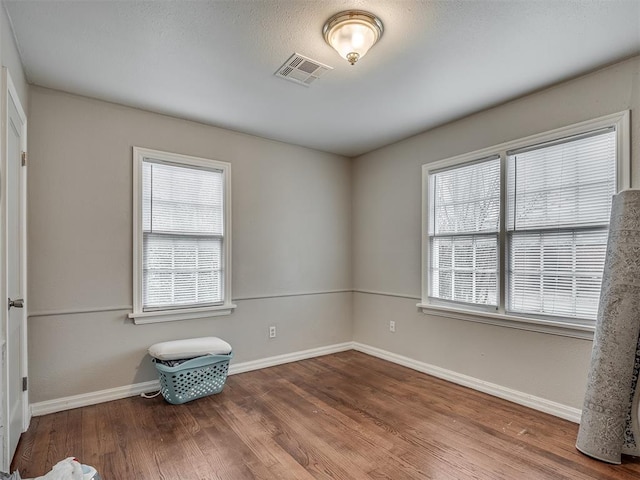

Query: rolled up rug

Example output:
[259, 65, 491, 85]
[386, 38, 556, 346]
[621, 335, 640, 457]
[576, 189, 640, 464]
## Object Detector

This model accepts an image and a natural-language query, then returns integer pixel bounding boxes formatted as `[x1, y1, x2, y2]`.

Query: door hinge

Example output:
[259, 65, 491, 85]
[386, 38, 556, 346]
[22, 376, 27, 391]
[21, 151, 26, 167]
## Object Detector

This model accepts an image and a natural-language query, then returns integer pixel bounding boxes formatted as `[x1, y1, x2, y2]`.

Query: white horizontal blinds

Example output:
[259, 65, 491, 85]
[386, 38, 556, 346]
[509, 230, 607, 319]
[142, 160, 225, 310]
[142, 161, 224, 235]
[506, 128, 616, 320]
[429, 157, 500, 306]
[507, 128, 616, 230]
[144, 236, 222, 308]
[431, 236, 498, 305]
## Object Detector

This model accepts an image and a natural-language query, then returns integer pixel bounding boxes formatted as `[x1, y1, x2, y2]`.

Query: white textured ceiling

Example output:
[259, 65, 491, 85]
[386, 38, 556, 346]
[5, 0, 640, 157]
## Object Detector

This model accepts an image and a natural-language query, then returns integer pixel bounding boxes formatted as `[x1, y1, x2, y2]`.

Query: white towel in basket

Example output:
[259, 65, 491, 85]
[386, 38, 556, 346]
[148, 336, 232, 360]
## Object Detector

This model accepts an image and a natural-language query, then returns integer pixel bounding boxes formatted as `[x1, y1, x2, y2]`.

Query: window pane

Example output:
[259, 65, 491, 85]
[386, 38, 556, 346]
[141, 159, 225, 311]
[143, 161, 224, 235]
[506, 129, 615, 321]
[508, 230, 607, 320]
[431, 235, 498, 306]
[429, 156, 500, 307]
[143, 234, 223, 309]
[432, 157, 500, 235]
[507, 129, 616, 231]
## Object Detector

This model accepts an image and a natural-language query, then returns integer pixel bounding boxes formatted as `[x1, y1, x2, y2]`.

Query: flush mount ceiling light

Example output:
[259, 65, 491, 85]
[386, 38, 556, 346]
[323, 10, 384, 65]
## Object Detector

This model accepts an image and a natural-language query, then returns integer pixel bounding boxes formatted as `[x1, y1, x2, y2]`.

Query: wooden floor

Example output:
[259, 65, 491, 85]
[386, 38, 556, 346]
[12, 351, 640, 479]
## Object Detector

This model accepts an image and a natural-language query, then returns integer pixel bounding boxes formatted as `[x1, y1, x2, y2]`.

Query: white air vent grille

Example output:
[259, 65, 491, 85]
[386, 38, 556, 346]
[275, 53, 332, 87]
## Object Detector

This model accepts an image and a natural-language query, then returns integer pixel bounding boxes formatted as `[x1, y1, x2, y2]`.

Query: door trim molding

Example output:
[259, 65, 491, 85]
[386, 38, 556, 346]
[1, 68, 28, 470]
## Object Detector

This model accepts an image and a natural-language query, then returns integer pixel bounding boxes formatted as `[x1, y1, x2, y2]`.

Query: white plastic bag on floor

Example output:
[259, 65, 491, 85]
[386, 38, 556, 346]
[26, 458, 97, 480]
[30, 458, 81, 480]
[0, 472, 21, 479]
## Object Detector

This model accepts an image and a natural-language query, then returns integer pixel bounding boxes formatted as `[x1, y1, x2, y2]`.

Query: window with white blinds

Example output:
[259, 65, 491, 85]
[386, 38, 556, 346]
[429, 157, 500, 306]
[142, 161, 224, 309]
[506, 128, 616, 321]
[422, 111, 629, 332]
[130, 148, 233, 324]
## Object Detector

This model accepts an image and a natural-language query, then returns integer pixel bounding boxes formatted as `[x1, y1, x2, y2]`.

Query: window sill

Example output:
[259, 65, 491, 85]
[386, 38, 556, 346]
[416, 303, 595, 340]
[128, 303, 237, 325]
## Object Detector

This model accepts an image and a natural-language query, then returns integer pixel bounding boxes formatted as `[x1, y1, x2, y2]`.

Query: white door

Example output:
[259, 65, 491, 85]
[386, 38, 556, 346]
[3, 69, 27, 470]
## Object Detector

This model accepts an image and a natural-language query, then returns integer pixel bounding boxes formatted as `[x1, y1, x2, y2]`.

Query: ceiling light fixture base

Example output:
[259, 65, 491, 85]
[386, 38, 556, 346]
[323, 10, 384, 65]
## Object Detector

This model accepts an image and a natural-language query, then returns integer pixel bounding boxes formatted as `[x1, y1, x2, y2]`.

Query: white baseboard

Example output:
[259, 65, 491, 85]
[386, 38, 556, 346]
[352, 342, 582, 424]
[228, 342, 353, 375]
[30, 379, 161, 417]
[30, 342, 354, 417]
[30, 341, 581, 424]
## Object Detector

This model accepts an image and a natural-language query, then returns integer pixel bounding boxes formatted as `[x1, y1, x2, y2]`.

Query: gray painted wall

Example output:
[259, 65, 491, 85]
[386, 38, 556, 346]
[26, 55, 639, 410]
[27, 87, 352, 402]
[352, 57, 640, 409]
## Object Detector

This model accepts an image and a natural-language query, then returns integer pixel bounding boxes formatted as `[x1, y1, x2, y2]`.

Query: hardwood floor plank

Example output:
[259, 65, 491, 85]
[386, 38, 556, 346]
[217, 378, 321, 479]
[80, 404, 105, 469]
[11, 415, 39, 474]
[108, 400, 150, 478]
[245, 378, 376, 478]
[180, 393, 265, 479]
[318, 354, 635, 480]
[275, 361, 510, 479]
[12, 351, 640, 479]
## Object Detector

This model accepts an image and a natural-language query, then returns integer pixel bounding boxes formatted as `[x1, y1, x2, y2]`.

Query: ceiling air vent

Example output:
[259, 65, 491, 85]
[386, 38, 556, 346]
[275, 53, 333, 87]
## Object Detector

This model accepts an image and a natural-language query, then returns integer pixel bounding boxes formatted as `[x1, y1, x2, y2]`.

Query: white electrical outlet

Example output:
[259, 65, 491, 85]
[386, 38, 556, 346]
[389, 321, 396, 333]
[269, 326, 277, 338]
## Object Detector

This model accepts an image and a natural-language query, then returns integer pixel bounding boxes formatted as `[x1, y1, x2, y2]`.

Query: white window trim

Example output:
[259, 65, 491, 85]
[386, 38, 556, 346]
[129, 147, 236, 325]
[419, 110, 630, 338]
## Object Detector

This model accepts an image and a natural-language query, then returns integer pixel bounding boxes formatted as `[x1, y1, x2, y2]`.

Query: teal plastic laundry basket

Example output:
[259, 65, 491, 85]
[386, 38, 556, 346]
[153, 352, 233, 404]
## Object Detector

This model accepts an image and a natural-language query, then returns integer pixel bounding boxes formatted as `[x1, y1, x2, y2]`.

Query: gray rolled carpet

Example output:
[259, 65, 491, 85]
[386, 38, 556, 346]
[576, 189, 640, 464]
[621, 335, 640, 457]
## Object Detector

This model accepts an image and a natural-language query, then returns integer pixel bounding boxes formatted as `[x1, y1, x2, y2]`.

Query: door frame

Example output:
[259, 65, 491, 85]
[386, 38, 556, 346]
[1, 68, 28, 469]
